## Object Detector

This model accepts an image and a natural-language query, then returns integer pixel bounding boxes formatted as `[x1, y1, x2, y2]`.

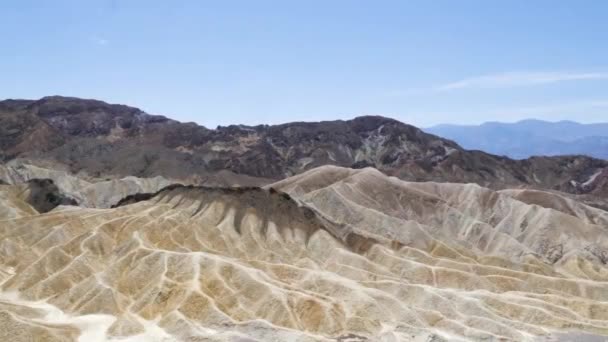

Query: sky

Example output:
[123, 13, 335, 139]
[1, 0, 608, 128]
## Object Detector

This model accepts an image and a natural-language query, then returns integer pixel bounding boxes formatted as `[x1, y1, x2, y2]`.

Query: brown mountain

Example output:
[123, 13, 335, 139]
[1, 96, 607, 206]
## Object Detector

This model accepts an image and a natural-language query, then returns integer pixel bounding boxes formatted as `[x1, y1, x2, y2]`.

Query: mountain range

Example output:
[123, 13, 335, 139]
[2, 96, 608, 209]
[426, 119, 608, 160]
[3, 96, 608, 341]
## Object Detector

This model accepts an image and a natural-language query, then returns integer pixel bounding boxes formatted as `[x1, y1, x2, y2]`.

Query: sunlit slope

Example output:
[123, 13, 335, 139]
[1, 167, 608, 341]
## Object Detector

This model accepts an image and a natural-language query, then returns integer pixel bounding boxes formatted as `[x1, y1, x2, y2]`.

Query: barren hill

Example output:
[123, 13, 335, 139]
[1, 166, 608, 341]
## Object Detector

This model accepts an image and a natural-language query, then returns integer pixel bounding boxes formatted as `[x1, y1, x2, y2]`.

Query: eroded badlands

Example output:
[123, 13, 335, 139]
[1, 166, 608, 341]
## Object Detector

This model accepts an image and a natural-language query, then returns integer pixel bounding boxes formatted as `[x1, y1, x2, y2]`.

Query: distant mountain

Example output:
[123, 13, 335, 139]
[2, 97, 608, 208]
[426, 119, 608, 159]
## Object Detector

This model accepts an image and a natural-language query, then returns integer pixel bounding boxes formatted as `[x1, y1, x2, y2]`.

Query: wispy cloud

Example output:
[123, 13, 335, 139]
[437, 71, 608, 91]
[90, 36, 109, 46]
[381, 70, 608, 98]
[488, 100, 608, 117]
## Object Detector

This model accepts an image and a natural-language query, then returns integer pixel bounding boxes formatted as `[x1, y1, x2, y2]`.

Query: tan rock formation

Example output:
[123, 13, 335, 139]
[1, 166, 608, 341]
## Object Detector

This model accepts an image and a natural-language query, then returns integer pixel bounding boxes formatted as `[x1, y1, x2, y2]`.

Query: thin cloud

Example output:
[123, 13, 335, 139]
[90, 36, 109, 46]
[489, 100, 608, 117]
[437, 71, 608, 91]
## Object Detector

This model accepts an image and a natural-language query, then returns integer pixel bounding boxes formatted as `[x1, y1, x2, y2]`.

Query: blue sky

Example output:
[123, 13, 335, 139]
[2, 0, 607, 128]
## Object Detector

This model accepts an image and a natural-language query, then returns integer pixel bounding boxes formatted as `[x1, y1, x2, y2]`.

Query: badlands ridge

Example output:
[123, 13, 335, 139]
[1, 165, 608, 341]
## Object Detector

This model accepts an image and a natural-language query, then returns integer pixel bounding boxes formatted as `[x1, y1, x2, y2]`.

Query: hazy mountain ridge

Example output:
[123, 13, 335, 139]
[426, 119, 608, 159]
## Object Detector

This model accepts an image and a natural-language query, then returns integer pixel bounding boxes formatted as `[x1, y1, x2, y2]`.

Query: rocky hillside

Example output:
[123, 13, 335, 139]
[2, 96, 608, 203]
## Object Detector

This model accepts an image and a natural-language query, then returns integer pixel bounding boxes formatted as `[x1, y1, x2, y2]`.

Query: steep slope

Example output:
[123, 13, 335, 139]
[271, 166, 608, 268]
[2, 96, 608, 205]
[0, 163, 176, 208]
[2, 166, 608, 341]
[426, 120, 608, 160]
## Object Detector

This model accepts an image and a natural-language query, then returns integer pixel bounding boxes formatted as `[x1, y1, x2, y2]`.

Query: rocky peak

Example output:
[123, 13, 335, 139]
[27, 96, 172, 137]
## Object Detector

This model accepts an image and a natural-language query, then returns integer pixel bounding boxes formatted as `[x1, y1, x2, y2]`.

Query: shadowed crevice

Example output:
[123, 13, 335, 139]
[23, 178, 78, 213]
